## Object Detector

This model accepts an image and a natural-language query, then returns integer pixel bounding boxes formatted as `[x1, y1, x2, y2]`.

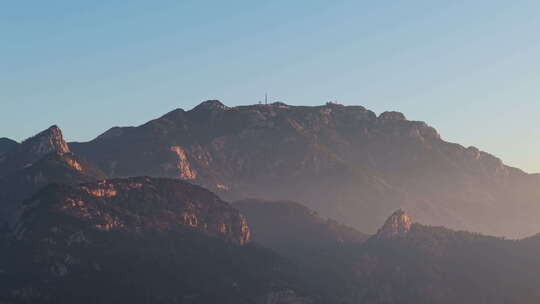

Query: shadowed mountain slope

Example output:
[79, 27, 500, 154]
[343, 210, 540, 303]
[3, 187, 540, 303]
[0, 177, 316, 303]
[0, 138, 18, 155]
[233, 199, 368, 258]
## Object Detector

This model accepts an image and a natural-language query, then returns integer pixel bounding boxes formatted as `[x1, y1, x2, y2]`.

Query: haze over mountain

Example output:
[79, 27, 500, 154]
[1, 177, 313, 303]
[0, 126, 316, 303]
[4, 2, 540, 302]
[71, 100, 540, 237]
[4, 178, 540, 303]
[216, 205, 540, 303]
[348, 210, 540, 303]
[233, 198, 368, 258]
[1, 101, 540, 303]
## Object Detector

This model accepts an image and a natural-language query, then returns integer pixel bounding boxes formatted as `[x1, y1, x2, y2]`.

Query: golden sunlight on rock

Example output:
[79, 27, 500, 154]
[170, 146, 197, 180]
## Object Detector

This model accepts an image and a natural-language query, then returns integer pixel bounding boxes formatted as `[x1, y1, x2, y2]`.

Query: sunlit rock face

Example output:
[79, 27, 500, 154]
[17, 177, 251, 245]
[167, 146, 197, 179]
[0, 126, 106, 230]
[0, 125, 70, 177]
[71, 101, 540, 237]
[24, 125, 70, 156]
[2, 176, 312, 304]
[375, 209, 412, 238]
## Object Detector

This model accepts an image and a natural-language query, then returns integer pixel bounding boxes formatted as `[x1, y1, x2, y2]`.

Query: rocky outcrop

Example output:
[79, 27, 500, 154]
[0, 151, 106, 228]
[192, 99, 229, 112]
[0, 125, 70, 177]
[166, 146, 197, 179]
[0, 126, 106, 229]
[378, 111, 406, 121]
[22, 125, 70, 156]
[0, 125, 105, 230]
[375, 209, 412, 238]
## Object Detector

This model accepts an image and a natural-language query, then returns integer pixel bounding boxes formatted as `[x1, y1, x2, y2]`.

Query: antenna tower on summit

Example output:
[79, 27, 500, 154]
[265, 92, 268, 105]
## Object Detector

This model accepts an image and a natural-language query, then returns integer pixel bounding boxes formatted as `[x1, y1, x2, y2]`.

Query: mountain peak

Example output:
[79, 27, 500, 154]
[192, 100, 228, 112]
[22, 125, 70, 155]
[376, 209, 412, 238]
[0, 126, 70, 177]
[378, 111, 407, 121]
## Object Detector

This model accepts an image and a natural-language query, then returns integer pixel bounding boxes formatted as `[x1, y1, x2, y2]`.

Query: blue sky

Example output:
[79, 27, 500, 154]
[1, 1, 539, 172]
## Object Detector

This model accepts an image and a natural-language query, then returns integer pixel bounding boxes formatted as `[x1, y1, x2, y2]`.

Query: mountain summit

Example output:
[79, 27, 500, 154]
[192, 99, 229, 112]
[0, 125, 70, 177]
[21, 125, 70, 156]
[0, 126, 104, 229]
[376, 209, 412, 238]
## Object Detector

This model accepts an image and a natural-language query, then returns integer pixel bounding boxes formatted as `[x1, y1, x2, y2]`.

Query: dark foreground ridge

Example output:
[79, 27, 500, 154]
[0, 177, 315, 303]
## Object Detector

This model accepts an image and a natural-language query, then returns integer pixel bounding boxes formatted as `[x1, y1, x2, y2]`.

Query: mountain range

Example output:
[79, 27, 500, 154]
[70, 100, 540, 237]
[1, 100, 540, 303]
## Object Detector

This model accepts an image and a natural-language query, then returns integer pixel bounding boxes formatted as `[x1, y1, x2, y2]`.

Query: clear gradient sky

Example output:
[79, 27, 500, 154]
[1, 1, 539, 172]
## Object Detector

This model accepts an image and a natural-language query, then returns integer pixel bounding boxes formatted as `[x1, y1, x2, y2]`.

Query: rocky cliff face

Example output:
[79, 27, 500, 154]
[375, 209, 412, 238]
[22, 125, 70, 156]
[0, 151, 106, 228]
[0, 125, 70, 177]
[16, 177, 250, 245]
[70, 101, 540, 237]
[0, 126, 106, 230]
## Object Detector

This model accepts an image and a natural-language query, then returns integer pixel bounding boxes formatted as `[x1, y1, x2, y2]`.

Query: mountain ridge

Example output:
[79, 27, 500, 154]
[233, 198, 368, 258]
[69, 100, 540, 237]
[0, 125, 70, 177]
[0, 137, 18, 155]
[14, 176, 251, 245]
[0, 126, 106, 230]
